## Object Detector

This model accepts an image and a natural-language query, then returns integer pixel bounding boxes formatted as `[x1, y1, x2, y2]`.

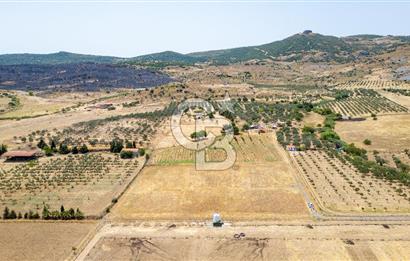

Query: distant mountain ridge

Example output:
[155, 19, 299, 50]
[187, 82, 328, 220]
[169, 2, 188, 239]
[189, 32, 409, 63]
[128, 51, 205, 64]
[0, 51, 124, 65]
[1, 32, 409, 65]
[189, 32, 353, 62]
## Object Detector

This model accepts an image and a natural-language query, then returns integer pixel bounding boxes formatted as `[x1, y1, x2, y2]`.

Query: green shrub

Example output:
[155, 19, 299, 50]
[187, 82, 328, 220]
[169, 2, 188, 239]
[120, 150, 134, 159]
[363, 139, 372, 145]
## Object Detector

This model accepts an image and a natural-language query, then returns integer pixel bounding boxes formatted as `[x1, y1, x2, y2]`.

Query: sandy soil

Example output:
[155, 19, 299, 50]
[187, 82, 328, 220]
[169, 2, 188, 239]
[81, 222, 410, 261]
[0, 221, 97, 261]
[335, 114, 410, 152]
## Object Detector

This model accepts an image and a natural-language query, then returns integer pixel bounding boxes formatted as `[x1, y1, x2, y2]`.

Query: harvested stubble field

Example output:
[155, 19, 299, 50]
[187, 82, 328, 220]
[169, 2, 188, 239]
[293, 150, 410, 213]
[335, 114, 410, 151]
[83, 223, 410, 261]
[0, 221, 97, 261]
[111, 133, 309, 221]
[0, 153, 144, 216]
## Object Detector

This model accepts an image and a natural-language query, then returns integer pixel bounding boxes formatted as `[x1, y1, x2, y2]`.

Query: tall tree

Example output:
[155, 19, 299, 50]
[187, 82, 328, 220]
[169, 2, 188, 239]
[59, 143, 70, 154]
[37, 139, 47, 149]
[3, 207, 9, 219]
[0, 144, 8, 156]
[79, 144, 89, 154]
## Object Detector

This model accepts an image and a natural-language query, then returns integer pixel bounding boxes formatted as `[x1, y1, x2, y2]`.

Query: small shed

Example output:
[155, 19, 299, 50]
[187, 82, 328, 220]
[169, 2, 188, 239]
[2, 150, 43, 161]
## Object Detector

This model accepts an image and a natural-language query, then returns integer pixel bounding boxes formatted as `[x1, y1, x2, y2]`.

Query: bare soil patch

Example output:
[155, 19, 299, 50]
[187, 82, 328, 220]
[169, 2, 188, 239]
[0, 221, 97, 261]
[83, 223, 410, 261]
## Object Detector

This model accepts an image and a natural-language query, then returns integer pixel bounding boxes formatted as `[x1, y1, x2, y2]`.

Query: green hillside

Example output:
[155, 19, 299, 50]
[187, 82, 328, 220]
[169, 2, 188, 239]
[1, 32, 409, 66]
[190, 32, 354, 63]
[129, 51, 204, 64]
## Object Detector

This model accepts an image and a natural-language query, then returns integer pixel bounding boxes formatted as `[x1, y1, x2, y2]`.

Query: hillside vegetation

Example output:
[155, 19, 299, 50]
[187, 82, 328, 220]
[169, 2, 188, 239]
[128, 51, 204, 64]
[190, 32, 409, 63]
[1, 32, 409, 66]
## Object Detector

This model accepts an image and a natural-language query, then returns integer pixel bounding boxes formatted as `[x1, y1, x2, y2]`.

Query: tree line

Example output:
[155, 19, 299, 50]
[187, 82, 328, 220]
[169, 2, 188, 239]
[37, 139, 89, 156]
[2, 205, 84, 220]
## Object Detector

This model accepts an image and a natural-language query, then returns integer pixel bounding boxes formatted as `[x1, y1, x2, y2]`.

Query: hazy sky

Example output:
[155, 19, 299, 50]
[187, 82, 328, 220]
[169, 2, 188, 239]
[1, 0, 409, 57]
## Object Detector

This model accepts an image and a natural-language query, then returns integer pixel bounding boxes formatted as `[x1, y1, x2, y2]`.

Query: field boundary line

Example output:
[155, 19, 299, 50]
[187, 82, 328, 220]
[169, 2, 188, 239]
[69, 158, 147, 260]
[104, 157, 148, 219]
[67, 220, 105, 261]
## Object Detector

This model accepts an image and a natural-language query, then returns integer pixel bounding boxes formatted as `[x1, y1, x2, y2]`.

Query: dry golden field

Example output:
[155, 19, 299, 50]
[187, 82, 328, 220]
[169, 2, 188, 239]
[335, 114, 410, 152]
[0, 221, 97, 261]
[0, 91, 74, 119]
[111, 133, 309, 221]
[0, 95, 10, 111]
[302, 111, 325, 127]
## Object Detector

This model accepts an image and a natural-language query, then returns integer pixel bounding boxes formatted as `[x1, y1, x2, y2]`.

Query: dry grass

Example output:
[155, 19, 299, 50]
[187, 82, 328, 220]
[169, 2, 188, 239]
[335, 114, 410, 152]
[0, 221, 97, 261]
[0, 96, 10, 111]
[0, 100, 164, 149]
[302, 112, 325, 127]
[112, 134, 309, 221]
[0, 92, 72, 118]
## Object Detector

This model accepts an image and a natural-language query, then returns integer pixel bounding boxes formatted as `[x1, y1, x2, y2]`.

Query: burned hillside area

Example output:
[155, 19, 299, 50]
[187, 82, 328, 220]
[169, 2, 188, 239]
[0, 63, 174, 91]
